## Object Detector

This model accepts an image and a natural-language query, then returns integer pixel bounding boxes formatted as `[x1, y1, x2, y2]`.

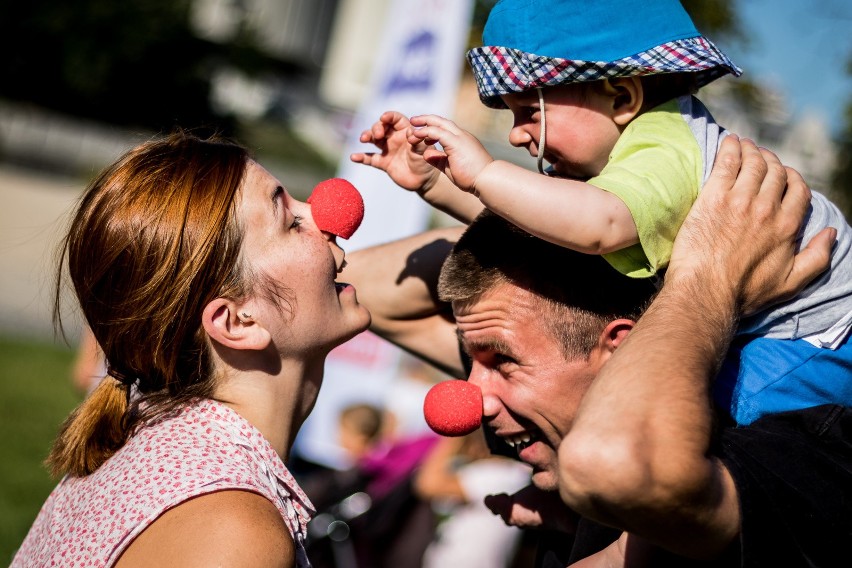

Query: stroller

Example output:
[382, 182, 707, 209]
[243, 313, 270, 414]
[302, 434, 440, 568]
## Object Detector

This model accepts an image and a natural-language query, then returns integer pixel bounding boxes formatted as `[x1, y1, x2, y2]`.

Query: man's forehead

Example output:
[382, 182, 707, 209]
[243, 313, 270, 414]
[451, 283, 541, 344]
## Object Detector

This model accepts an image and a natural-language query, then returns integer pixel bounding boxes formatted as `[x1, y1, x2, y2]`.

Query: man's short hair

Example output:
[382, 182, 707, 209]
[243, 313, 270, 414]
[438, 210, 657, 359]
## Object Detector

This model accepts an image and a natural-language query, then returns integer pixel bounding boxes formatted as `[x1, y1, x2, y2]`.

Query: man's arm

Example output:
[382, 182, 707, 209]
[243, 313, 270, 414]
[557, 136, 835, 560]
[341, 226, 466, 377]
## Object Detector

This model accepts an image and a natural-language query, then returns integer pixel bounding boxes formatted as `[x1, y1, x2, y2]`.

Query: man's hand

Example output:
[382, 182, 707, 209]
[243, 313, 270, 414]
[669, 135, 835, 316]
[484, 484, 579, 534]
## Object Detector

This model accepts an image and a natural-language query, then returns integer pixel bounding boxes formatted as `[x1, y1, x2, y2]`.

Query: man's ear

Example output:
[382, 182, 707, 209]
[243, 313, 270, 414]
[202, 298, 271, 351]
[596, 318, 635, 359]
[602, 77, 643, 126]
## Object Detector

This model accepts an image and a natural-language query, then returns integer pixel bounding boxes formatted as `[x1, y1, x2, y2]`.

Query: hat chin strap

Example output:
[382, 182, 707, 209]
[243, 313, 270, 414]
[536, 87, 547, 175]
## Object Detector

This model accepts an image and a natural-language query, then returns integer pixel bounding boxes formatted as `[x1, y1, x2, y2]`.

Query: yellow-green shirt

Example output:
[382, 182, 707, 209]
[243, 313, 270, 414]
[592, 98, 709, 278]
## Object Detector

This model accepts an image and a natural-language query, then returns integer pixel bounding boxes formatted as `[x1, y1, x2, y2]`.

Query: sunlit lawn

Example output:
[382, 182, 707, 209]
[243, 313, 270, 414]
[0, 334, 80, 564]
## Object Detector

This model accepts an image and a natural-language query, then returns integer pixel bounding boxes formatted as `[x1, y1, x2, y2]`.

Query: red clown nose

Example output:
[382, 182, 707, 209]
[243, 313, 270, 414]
[308, 178, 365, 239]
[423, 380, 482, 437]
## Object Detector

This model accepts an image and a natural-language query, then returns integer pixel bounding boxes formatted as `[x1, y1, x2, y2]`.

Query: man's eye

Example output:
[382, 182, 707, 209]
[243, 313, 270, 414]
[290, 215, 303, 229]
[494, 354, 517, 370]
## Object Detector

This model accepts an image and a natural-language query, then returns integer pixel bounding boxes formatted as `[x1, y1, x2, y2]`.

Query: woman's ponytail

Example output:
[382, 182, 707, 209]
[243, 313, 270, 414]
[46, 377, 129, 478]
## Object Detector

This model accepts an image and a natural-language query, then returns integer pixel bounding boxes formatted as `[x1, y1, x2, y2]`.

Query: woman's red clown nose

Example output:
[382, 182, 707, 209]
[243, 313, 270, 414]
[308, 178, 365, 239]
[423, 380, 483, 436]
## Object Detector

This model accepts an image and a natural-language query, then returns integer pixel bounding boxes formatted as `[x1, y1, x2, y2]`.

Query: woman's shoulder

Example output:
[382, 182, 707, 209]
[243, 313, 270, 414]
[16, 400, 294, 568]
[72, 399, 278, 533]
[115, 489, 295, 568]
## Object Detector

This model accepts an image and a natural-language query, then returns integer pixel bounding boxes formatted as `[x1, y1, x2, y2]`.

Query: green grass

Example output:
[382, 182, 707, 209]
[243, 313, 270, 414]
[0, 334, 81, 564]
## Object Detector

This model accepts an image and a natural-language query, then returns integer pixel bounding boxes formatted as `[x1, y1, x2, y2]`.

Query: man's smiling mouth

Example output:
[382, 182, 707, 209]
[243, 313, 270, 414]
[502, 431, 538, 454]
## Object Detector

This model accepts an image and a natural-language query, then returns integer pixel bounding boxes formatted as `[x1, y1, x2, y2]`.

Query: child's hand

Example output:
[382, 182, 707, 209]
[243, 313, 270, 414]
[408, 115, 494, 194]
[350, 111, 441, 193]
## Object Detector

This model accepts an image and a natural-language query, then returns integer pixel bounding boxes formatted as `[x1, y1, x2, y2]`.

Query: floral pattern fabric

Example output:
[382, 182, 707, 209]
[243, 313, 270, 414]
[12, 399, 314, 567]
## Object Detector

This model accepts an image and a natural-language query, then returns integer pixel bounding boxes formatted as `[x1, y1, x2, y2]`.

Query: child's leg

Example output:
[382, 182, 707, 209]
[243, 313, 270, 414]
[714, 334, 852, 426]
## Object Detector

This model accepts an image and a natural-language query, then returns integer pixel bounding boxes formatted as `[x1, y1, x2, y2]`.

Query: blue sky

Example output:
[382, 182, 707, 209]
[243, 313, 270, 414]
[724, 0, 852, 135]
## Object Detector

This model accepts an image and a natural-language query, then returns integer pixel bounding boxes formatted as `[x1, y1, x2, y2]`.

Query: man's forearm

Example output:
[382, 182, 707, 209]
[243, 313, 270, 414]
[559, 271, 740, 558]
[341, 226, 466, 376]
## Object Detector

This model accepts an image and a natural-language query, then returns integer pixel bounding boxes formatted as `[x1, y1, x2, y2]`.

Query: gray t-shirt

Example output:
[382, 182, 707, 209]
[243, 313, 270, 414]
[681, 95, 852, 343]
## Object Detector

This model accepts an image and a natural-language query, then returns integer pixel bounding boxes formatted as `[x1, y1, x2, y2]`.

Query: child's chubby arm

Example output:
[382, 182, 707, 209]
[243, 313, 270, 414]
[350, 110, 484, 224]
[410, 114, 639, 255]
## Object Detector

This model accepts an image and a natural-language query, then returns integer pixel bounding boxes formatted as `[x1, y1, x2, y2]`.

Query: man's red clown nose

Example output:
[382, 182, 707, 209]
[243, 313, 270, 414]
[423, 380, 482, 436]
[308, 178, 365, 239]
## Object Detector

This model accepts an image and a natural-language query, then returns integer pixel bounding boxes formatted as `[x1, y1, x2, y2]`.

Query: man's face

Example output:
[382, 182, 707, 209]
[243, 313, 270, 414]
[454, 282, 607, 491]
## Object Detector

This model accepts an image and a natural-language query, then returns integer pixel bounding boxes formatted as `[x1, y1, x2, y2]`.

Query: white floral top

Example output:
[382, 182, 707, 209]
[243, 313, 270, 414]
[12, 399, 314, 567]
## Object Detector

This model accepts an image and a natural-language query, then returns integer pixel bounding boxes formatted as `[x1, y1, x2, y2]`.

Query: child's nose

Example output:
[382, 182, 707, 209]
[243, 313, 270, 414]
[307, 178, 365, 240]
[508, 123, 533, 148]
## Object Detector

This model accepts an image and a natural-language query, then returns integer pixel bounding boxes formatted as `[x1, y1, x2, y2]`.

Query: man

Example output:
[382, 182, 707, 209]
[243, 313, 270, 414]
[342, 137, 851, 564]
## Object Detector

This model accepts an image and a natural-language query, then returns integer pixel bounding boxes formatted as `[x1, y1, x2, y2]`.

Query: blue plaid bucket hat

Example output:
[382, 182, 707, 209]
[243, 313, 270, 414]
[468, 0, 742, 109]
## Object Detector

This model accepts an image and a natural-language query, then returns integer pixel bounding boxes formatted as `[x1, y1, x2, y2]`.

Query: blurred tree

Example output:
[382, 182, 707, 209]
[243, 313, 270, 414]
[830, 55, 852, 218]
[680, 0, 763, 110]
[680, 0, 745, 44]
[0, 0, 294, 134]
[1, 0, 214, 131]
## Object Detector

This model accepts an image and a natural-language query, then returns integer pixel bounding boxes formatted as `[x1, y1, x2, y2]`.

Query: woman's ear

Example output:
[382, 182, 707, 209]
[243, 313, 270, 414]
[603, 77, 643, 126]
[202, 298, 271, 351]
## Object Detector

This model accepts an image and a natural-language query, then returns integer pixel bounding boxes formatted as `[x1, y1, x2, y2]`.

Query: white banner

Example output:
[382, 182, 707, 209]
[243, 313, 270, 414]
[295, 0, 474, 468]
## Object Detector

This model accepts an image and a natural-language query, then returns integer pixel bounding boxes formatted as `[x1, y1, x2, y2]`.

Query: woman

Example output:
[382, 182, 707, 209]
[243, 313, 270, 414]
[13, 131, 370, 567]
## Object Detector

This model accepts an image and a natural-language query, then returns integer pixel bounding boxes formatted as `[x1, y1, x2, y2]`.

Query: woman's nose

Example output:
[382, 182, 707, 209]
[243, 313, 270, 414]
[326, 236, 347, 273]
[307, 178, 365, 240]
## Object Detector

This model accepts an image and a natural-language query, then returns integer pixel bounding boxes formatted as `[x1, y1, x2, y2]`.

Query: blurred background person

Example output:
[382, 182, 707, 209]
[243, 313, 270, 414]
[304, 399, 441, 568]
[415, 430, 532, 568]
[337, 403, 386, 461]
[70, 326, 107, 395]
